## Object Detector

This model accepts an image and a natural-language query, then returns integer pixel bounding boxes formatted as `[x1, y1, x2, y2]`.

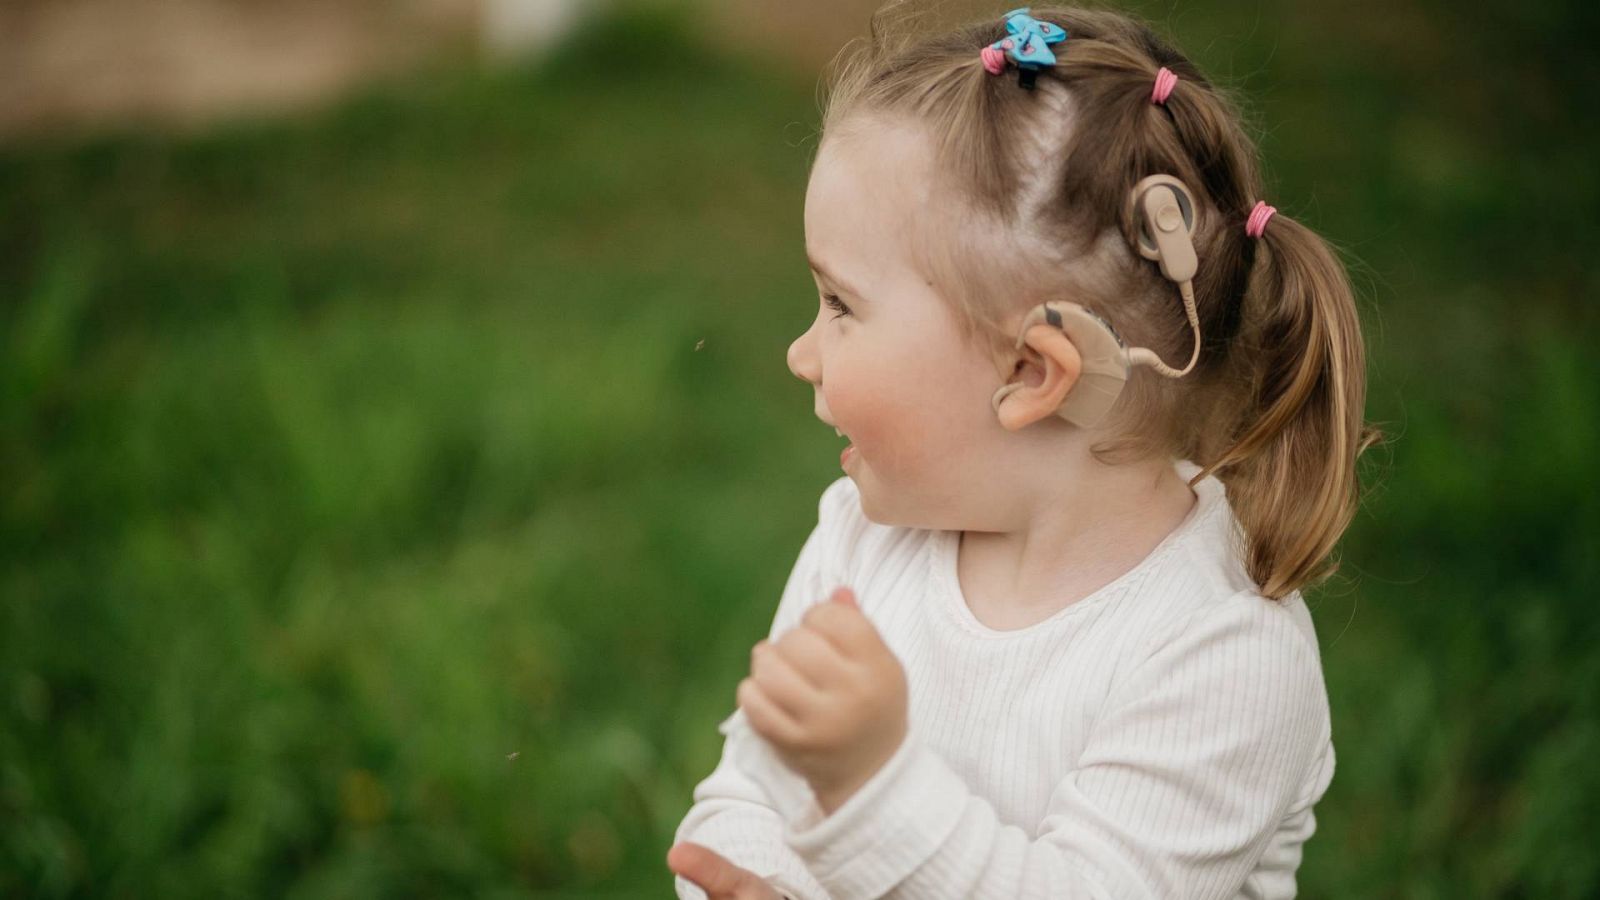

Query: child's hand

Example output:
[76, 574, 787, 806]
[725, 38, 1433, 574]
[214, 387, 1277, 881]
[667, 842, 785, 899]
[739, 586, 909, 814]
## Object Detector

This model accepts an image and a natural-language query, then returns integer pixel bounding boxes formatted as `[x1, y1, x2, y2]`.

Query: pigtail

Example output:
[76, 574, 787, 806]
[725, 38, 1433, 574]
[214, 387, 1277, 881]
[1193, 211, 1383, 600]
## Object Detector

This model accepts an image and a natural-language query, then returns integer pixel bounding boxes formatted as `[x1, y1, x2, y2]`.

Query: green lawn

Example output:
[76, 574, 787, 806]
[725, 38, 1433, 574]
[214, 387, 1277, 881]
[2, 4, 1597, 897]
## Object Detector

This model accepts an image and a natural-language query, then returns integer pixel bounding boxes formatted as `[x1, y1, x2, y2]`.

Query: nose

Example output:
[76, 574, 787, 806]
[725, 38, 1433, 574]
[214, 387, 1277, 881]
[787, 315, 821, 385]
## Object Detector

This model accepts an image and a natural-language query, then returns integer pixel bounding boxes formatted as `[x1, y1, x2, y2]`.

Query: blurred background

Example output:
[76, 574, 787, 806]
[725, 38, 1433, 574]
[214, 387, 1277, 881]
[2, 0, 1596, 896]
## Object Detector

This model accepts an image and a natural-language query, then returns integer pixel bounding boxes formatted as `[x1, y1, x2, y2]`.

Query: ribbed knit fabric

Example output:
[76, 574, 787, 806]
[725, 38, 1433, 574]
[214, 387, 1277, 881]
[674, 460, 1335, 900]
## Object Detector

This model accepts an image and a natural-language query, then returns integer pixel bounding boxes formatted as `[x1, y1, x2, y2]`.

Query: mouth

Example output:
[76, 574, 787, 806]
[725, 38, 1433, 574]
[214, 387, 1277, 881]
[834, 428, 857, 467]
[822, 421, 857, 466]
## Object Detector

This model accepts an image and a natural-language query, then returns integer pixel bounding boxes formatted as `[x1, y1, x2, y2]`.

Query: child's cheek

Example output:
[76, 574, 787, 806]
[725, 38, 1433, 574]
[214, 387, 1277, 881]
[824, 382, 863, 437]
[824, 380, 883, 454]
[829, 386, 930, 474]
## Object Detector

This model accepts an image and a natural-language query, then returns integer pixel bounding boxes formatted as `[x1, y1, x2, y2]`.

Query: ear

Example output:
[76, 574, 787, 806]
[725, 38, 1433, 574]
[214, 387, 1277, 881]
[995, 324, 1083, 431]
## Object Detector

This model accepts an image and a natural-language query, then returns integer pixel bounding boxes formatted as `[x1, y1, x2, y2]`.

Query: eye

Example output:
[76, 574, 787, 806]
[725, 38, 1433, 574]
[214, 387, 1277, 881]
[822, 293, 852, 320]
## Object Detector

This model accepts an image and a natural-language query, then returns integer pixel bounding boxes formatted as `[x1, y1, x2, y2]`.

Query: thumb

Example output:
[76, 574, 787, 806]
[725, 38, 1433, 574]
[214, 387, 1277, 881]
[830, 585, 859, 609]
[667, 842, 764, 898]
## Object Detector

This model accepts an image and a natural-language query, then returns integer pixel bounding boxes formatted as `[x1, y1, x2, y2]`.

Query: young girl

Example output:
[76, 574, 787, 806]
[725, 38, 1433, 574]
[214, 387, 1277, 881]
[669, 4, 1379, 898]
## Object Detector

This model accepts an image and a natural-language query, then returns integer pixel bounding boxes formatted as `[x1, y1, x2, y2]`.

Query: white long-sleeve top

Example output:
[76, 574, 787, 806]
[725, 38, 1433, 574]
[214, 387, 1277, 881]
[674, 460, 1335, 900]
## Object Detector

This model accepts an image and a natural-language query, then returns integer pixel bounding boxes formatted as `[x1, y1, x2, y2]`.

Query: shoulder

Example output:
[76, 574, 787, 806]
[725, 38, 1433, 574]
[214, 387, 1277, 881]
[1136, 585, 1326, 683]
[812, 475, 928, 583]
[1089, 588, 1337, 824]
[782, 476, 875, 611]
[817, 474, 859, 522]
[1096, 474, 1334, 773]
[1108, 464, 1268, 628]
[814, 476, 866, 564]
[771, 477, 908, 636]
[1141, 475, 1330, 712]
[1110, 588, 1332, 748]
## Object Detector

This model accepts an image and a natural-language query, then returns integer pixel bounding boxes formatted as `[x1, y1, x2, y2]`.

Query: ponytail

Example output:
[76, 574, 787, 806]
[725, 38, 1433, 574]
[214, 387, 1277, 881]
[1193, 211, 1383, 600]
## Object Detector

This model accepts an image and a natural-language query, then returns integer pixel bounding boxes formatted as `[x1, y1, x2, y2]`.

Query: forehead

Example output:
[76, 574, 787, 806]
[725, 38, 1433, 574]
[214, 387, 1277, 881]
[804, 117, 937, 273]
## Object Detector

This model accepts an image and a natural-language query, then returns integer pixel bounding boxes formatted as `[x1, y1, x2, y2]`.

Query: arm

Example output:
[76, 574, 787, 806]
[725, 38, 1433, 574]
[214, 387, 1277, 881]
[780, 592, 1333, 900]
[674, 479, 858, 900]
[673, 715, 831, 900]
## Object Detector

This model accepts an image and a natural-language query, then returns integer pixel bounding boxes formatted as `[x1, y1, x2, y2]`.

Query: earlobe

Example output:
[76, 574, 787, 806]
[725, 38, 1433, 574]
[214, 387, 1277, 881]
[994, 324, 1083, 431]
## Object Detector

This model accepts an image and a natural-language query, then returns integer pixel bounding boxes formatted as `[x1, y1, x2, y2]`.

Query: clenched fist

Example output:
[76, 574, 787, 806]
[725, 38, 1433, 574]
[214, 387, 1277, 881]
[738, 586, 909, 814]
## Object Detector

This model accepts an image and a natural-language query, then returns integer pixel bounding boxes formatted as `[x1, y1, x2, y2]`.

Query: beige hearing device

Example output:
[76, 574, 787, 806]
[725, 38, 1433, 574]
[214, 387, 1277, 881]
[990, 173, 1203, 428]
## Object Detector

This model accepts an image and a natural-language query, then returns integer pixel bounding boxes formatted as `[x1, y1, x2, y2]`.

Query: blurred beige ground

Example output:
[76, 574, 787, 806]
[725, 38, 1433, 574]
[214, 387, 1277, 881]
[0, 0, 935, 140]
[0, 0, 465, 137]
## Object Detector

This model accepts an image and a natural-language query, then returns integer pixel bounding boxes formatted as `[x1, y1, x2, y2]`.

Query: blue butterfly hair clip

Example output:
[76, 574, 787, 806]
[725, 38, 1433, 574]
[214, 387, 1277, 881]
[979, 7, 1068, 91]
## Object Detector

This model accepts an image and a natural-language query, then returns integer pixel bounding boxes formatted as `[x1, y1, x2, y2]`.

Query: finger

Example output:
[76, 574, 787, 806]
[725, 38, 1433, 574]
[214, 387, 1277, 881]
[830, 585, 859, 608]
[800, 599, 879, 659]
[736, 677, 806, 748]
[667, 842, 763, 898]
[750, 640, 825, 720]
[773, 625, 853, 690]
[665, 842, 740, 897]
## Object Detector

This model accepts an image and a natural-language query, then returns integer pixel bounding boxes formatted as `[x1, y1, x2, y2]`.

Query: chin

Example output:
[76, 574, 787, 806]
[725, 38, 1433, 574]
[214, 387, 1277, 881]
[854, 482, 939, 531]
[852, 478, 892, 526]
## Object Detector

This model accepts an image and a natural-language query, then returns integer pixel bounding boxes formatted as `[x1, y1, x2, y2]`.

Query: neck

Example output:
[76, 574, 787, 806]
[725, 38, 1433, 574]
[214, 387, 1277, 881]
[957, 450, 1198, 626]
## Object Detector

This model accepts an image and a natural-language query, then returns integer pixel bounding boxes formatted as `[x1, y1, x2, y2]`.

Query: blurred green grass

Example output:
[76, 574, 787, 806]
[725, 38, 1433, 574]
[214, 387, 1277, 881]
[2, 2, 1597, 897]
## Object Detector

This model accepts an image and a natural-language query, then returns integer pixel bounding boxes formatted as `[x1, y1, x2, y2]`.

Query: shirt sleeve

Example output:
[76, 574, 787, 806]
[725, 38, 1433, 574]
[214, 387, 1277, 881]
[673, 478, 859, 900]
[672, 712, 832, 900]
[778, 590, 1334, 900]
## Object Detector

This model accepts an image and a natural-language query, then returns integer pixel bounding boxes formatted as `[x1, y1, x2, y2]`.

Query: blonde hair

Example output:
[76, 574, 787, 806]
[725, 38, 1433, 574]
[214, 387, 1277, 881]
[815, 2, 1384, 600]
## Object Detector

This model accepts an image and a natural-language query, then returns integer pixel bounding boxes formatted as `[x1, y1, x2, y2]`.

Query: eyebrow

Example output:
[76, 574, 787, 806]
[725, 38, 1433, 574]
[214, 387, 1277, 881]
[807, 254, 867, 302]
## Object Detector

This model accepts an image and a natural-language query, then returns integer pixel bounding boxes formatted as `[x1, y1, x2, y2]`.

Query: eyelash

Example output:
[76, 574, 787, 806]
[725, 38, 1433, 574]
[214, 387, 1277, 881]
[823, 293, 852, 320]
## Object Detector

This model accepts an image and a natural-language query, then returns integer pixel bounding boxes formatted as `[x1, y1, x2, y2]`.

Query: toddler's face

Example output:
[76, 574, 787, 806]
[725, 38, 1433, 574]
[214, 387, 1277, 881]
[787, 117, 1005, 528]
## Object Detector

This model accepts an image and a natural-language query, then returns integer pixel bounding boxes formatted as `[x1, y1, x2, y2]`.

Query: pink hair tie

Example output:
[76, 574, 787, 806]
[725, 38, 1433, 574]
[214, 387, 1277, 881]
[1151, 67, 1178, 104]
[1245, 200, 1277, 238]
[981, 46, 1006, 75]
